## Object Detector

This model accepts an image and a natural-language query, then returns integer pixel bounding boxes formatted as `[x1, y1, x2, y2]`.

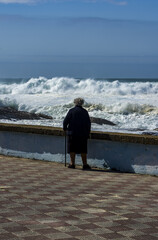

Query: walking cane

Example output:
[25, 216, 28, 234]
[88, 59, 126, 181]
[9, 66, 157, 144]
[65, 131, 67, 167]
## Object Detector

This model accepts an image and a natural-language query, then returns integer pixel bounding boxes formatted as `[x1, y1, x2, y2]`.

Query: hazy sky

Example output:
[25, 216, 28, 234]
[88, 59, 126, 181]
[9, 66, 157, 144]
[0, 0, 158, 78]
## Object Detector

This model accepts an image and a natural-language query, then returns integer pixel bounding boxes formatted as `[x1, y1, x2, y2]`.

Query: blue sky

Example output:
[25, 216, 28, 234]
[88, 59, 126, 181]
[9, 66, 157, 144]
[0, 0, 158, 78]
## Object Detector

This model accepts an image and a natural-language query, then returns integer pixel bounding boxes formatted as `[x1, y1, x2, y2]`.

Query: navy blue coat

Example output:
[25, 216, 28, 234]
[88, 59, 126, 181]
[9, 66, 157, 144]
[63, 106, 91, 138]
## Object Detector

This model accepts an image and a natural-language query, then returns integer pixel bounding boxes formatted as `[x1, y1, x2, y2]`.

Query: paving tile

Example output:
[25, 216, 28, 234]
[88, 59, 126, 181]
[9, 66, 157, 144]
[126, 223, 151, 230]
[52, 238, 78, 240]
[0, 228, 9, 234]
[151, 233, 158, 238]
[45, 232, 73, 239]
[22, 236, 50, 240]
[67, 230, 93, 236]
[118, 229, 145, 237]
[0, 155, 158, 240]
[13, 230, 40, 237]
[87, 227, 113, 234]
[99, 232, 124, 239]
[36, 228, 61, 234]
[0, 233, 17, 240]
[133, 235, 158, 240]
[75, 235, 106, 240]
[54, 226, 81, 233]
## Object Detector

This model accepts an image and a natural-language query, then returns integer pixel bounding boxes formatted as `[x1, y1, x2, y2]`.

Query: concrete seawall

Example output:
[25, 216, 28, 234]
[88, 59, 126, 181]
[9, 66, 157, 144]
[0, 123, 158, 176]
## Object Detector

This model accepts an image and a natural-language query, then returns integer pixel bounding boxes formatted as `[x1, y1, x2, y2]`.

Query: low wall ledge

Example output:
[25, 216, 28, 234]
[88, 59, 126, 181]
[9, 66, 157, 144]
[0, 123, 158, 145]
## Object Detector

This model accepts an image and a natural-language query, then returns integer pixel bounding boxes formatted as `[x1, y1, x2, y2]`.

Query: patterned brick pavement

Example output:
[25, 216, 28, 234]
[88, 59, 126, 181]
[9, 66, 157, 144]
[0, 155, 158, 240]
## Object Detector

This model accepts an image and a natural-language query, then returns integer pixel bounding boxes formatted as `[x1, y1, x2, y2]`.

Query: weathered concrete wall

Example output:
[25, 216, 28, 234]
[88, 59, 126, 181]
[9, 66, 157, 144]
[0, 122, 158, 144]
[88, 138, 158, 175]
[0, 123, 158, 175]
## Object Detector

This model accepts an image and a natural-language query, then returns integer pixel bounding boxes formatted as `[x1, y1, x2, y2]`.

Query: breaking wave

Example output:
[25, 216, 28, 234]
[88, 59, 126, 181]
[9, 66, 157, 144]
[0, 77, 158, 133]
[104, 103, 158, 115]
[0, 98, 18, 110]
[0, 77, 158, 96]
[1, 97, 158, 117]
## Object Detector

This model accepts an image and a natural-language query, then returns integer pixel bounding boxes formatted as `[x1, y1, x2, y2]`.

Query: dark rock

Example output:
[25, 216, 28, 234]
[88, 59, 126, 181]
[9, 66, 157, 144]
[0, 107, 53, 120]
[142, 132, 158, 136]
[90, 117, 116, 126]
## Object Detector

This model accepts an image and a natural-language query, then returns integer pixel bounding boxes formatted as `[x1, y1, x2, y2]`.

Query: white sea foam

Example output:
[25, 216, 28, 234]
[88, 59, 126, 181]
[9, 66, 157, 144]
[0, 77, 158, 134]
[0, 77, 158, 96]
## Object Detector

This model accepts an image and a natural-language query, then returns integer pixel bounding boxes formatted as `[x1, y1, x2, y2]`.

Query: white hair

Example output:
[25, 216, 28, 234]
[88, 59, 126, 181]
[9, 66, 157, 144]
[74, 98, 84, 106]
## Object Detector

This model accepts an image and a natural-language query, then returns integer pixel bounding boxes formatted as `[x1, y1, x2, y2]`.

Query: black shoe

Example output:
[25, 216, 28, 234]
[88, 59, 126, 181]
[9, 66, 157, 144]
[68, 164, 75, 169]
[82, 164, 91, 170]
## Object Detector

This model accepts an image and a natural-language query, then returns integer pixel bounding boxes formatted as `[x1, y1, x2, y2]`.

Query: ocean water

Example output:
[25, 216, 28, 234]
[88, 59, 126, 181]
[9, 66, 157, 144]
[0, 76, 158, 135]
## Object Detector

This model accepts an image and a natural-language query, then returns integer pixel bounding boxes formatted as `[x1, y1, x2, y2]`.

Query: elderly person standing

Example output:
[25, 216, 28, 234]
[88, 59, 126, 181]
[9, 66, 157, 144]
[63, 98, 91, 170]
